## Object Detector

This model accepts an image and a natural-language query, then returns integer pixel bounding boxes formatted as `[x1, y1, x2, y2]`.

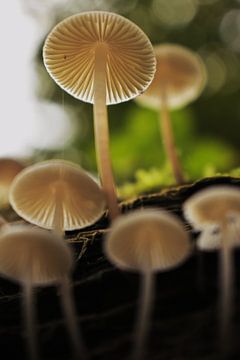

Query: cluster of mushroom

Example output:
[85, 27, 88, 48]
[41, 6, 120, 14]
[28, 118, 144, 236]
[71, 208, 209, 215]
[0, 12, 156, 359]
[0, 9, 237, 360]
[0, 10, 157, 360]
[0, 159, 107, 360]
[105, 184, 240, 359]
[42, 11, 208, 216]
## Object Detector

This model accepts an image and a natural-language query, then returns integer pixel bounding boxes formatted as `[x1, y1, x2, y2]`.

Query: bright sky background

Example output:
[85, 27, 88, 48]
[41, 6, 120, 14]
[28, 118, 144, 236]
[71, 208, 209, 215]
[0, 0, 73, 157]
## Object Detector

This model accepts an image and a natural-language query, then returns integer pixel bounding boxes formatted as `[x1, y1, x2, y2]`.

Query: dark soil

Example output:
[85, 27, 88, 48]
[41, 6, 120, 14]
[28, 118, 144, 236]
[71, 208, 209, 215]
[1, 176, 240, 360]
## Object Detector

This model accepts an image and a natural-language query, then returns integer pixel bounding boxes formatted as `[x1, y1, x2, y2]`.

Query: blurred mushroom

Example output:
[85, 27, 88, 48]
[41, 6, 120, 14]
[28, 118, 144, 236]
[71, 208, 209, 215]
[9, 160, 106, 234]
[0, 158, 25, 207]
[183, 186, 240, 346]
[104, 208, 191, 360]
[136, 44, 207, 184]
[43, 11, 156, 220]
[0, 215, 8, 228]
[0, 224, 86, 360]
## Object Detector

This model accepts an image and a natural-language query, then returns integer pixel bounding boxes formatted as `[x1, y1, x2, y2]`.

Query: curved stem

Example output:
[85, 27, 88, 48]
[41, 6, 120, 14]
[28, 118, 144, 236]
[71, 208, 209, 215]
[131, 272, 154, 360]
[93, 44, 119, 220]
[60, 276, 88, 360]
[159, 91, 185, 184]
[23, 284, 39, 360]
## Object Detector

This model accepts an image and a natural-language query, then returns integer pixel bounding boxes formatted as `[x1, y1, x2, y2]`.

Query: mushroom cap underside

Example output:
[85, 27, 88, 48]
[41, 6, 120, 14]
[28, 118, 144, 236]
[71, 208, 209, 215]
[0, 225, 73, 285]
[136, 44, 207, 110]
[184, 186, 240, 230]
[43, 11, 156, 105]
[9, 159, 106, 231]
[105, 208, 191, 272]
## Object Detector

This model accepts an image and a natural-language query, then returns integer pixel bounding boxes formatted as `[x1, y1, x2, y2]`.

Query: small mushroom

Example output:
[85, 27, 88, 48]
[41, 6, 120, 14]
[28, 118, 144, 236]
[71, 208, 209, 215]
[104, 208, 191, 360]
[0, 224, 86, 360]
[0, 158, 25, 207]
[43, 11, 156, 220]
[136, 44, 207, 184]
[183, 186, 240, 346]
[9, 159, 106, 233]
[0, 215, 8, 228]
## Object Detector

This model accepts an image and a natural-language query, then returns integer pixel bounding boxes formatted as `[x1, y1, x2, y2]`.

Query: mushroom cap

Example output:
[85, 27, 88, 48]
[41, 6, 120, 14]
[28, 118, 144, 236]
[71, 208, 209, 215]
[0, 224, 73, 286]
[104, 208, 191, 273]
[43, 11, 156, 105]
[183, 186, 240, 230]
[9, 160, 106, 231]
[0, 216, 7, 228]
[136, 44, 207, 110]
[0, 158, 25, 207]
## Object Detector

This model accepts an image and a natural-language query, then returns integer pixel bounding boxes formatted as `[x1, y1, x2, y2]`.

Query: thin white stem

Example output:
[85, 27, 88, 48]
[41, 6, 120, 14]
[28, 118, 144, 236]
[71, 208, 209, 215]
[93, 44, 119, 221]
[159, 91, 185, 184]
[131, 272, 154, 360]
[60, 276, 88, 360]
[23, 284, 39, 360]
[219, 223, 234, 351]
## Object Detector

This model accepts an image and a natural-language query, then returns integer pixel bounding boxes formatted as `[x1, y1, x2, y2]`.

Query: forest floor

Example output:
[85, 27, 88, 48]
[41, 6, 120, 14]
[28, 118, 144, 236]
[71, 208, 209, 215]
[0, 176, 240, 360]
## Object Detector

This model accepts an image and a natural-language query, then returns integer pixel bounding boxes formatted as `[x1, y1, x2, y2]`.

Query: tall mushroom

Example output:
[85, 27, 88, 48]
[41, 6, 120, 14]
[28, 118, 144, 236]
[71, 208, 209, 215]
[43, 11, 156, 220]
[104, 208, 191, 360]
[0, 224, 86, 360]
[136, 44, 207, 184]
[9, 159, 106, 234]
[183, 186, 240, 348]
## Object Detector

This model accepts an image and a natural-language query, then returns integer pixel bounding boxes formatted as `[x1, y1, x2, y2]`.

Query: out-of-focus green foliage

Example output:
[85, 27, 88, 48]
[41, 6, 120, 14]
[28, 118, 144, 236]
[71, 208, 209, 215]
[118, 165, 174, 198]
[116, 104, 236, 197]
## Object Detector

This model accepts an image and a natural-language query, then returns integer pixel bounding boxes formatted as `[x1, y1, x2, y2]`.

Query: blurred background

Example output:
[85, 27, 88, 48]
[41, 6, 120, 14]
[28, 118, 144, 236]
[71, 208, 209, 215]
[2, 0, 240, 197]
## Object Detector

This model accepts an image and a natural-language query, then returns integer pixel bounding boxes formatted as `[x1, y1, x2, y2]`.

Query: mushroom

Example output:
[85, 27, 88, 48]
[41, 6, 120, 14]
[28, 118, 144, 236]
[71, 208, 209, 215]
[43, 11, 156, 220]
[0, 224, 86, 360]
[0, 215, 8, 227]
[9, 159, 106, 234]
[0, 158, 25, 207]
[104, 208, 191, 360]
[136, 44, 207, 184]
[183, 186, 240, 346]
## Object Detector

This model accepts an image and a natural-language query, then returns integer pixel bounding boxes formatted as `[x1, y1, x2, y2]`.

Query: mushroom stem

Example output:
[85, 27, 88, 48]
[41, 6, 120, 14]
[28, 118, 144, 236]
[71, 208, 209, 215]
[219, 224, 234, 350]
[93, 45, 119, 220]
[52, 179, 65, 235]
[132, 271, 154, 360]
[23, 284, 38, 360]
[159, 90, 185, 184]
[53, 197, 64, 235]
[60, 276, 88, 360]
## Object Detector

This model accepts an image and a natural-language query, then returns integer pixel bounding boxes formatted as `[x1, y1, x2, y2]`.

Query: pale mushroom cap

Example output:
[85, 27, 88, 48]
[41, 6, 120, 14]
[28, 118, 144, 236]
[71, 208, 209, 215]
[0, 225, 73, 285]
[0, 216, 8, 228]
[136, 44, 207, 110]
[9, 160, 106, 231]
[104, 208, 191, 273]
[0, 158, 25, 207]
[183, 186, 240, 230]
[43, 11, 156, 105]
